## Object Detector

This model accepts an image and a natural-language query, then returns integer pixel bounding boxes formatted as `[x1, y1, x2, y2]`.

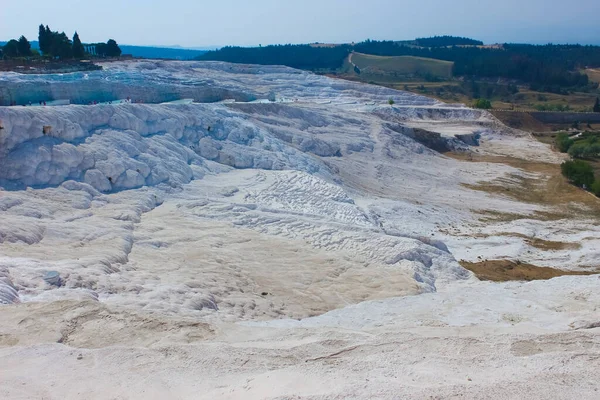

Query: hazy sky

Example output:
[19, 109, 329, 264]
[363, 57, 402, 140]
[1, 0, 599, 47]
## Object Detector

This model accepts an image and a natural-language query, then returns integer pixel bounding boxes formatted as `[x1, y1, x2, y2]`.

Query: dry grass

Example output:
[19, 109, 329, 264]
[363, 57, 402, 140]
[525, 237, 581, 251]
[447, 152, 600, 222]
[491, 111, 552, 132]
[440, 226, 581, 251]
[584, 68, 600, 84]
[450, 230, 581, 251]
[460, 260, 598, 282]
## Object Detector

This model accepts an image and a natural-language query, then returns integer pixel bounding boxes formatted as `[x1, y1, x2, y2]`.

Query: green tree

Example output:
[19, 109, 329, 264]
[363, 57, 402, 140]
[39, 24, 51, 55]
[50, 32, 72, 59]
[594, 97, 600, 113]
[95, 43, 107, 57]
[17, 36, 32, 56]
[555, 133, 574, 153]
[2, 40, 20, 57]
[72, 32, 85, 58]
[388, 98, 395, 106]
[568, 141, 600, 159]
[561, 160, 595, 188]
[591, 180, 600, 197]
[105, 39, 122, 57]
[473, 98, 492, 109]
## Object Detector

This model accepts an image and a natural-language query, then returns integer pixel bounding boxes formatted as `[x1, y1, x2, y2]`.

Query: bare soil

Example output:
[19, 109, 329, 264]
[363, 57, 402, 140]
[460, 259, 599, 282]
[447, 152, 600, 221]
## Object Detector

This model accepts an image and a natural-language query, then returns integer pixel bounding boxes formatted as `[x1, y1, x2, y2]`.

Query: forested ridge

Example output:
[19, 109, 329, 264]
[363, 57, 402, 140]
[199, 44, 352, 70]
[198, 37, 600, 92]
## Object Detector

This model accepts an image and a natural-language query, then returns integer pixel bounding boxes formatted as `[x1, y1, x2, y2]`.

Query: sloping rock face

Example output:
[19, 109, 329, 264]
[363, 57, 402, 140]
[0, 60, 490, 311]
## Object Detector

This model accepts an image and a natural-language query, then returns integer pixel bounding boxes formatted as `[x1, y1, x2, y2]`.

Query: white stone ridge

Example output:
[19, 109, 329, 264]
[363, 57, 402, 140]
[0, 104, 330, 191]
[0, 60, 442, 107]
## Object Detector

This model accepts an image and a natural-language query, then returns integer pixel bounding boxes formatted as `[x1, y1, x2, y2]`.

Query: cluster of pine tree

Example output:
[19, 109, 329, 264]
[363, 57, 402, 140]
[1, 36, 35, 58]
[1, 24, 121, 60]
[199, 44, 352, 70]
[37, 25, 84, 59]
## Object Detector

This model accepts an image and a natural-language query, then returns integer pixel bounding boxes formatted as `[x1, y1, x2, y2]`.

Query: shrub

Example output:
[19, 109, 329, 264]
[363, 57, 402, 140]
[568, 142, 600, 158]
[473, 98, 492, 109]
[388, 98, 395, 106]
[534, 103, 571, 112]
[592, 180, 600, 196]
[555, 133, 574, 153]
[561, 160, 595, 188]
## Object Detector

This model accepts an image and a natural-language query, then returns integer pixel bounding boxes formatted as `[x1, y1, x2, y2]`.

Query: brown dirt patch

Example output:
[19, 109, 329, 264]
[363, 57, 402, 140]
[584, 68, 600, 84]
[524, 237, 581, 251]
[491, 111, 550, 132]
[460, 260, 599, 282]
[446, 152, 600, 222]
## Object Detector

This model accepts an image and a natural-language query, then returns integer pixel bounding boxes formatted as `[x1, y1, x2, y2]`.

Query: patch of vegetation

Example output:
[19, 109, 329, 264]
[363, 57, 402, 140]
[349, 53, 453, 81]
[2, 36, 33, 58]
[556, 131, 600, 159]
[568, 141, 600, 158]
[555, 133, 575, 152]
[473, 98, 492, 109]
[2, 23, 121, 61]
[534, 103, 571, 112]
[561, 160, 595, 188]
[592, 181, 600, 196]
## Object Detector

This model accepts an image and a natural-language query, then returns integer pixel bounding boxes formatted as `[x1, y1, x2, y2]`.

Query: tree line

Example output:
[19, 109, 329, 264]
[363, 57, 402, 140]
[1, 24, 121, 60]
[198, 38, 600, 93]
[352, 40, 599, 93]
[198, 44, 352, 70]
[413, 36, 484, 47]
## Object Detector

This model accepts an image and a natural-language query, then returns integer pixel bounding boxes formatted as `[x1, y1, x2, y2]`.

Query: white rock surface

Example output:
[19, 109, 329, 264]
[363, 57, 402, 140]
[1, 61, 599, 399]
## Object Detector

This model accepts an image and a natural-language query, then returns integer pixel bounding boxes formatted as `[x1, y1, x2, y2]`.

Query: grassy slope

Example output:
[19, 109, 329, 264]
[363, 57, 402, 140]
[350, 53, 453, 79]
[585, 68, 600, 84]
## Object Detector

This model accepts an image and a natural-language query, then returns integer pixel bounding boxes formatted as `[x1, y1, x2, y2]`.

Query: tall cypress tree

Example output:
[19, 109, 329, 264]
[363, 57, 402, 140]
[72, 32, 85, 58]
[38, 24, 49, 55]
[594, 97, 600, 113]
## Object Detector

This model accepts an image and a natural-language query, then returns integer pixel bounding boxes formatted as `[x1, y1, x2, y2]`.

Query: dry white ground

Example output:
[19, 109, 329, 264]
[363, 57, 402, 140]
[1, 61, 599, 399]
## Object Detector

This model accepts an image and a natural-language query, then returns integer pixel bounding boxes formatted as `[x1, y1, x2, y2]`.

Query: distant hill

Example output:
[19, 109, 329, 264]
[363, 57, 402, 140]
[414, 36, 484, 47]
[119, 46, 206, 60]
[198, 39, 600, 93]
[1, 41, 206, 60]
